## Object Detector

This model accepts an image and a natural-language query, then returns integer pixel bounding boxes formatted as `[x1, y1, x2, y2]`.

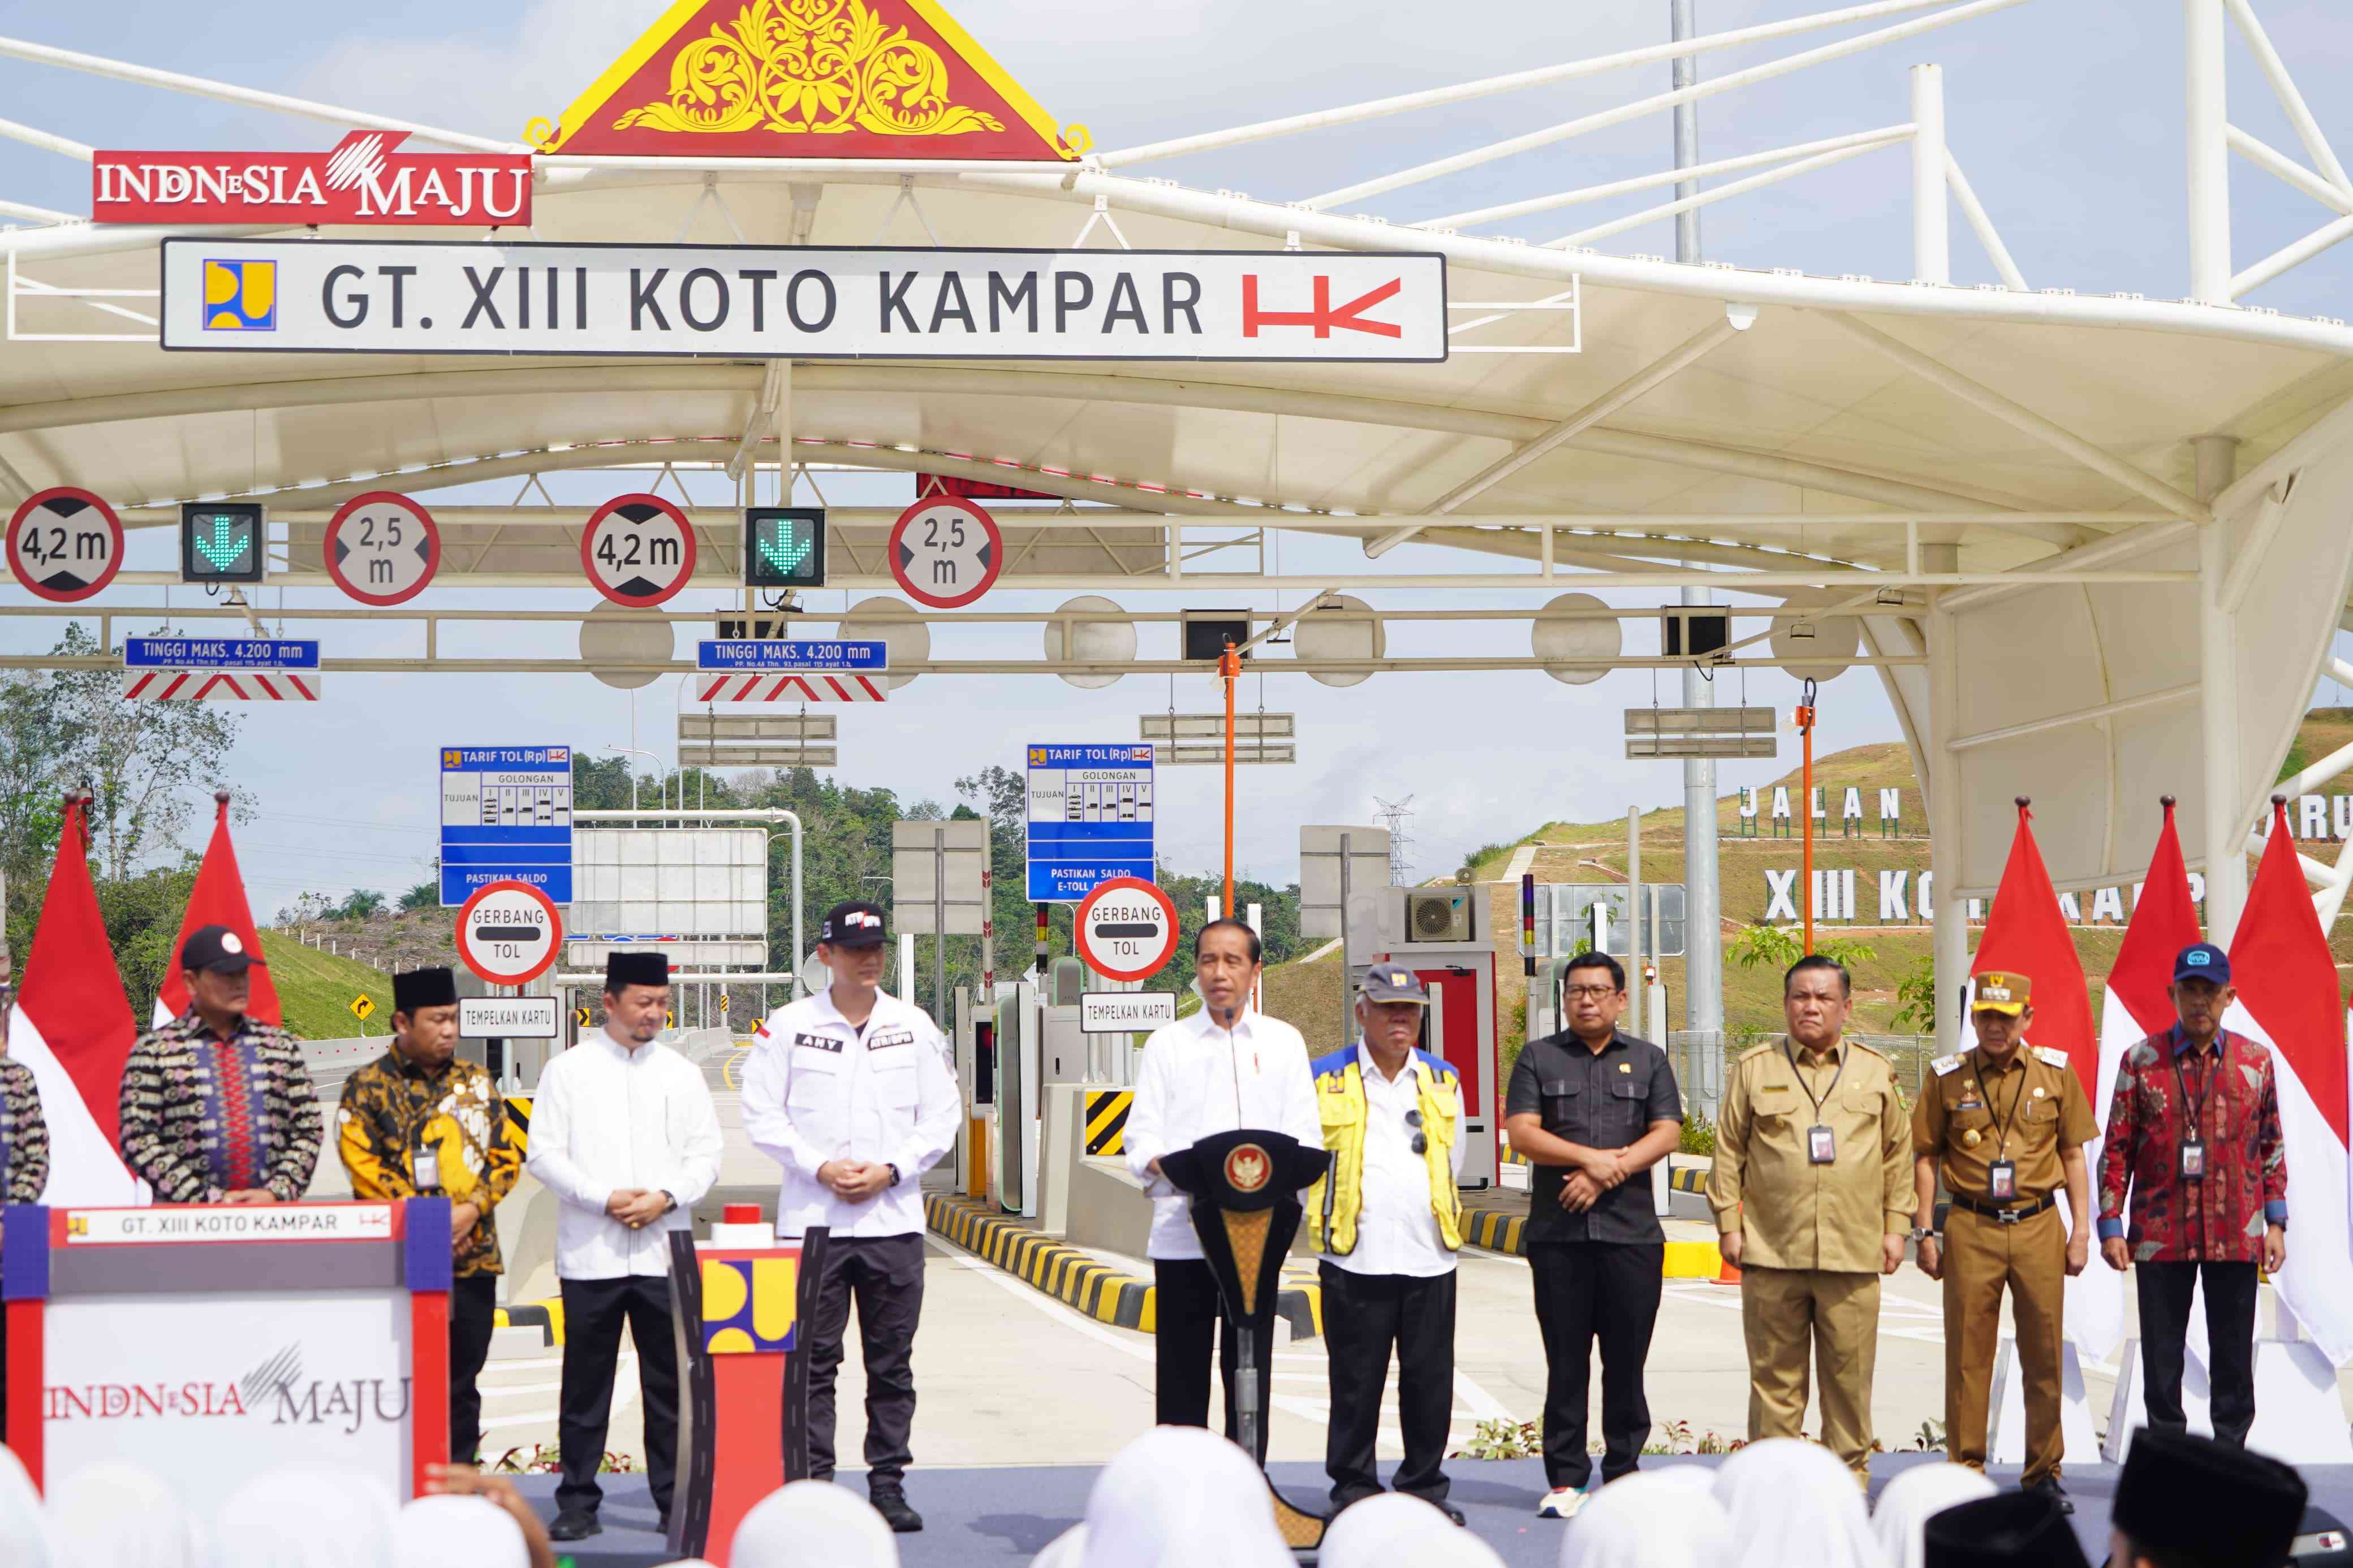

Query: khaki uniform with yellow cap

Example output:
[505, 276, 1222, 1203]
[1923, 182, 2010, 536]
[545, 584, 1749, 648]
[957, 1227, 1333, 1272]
[1911, 970, 2097, 1493]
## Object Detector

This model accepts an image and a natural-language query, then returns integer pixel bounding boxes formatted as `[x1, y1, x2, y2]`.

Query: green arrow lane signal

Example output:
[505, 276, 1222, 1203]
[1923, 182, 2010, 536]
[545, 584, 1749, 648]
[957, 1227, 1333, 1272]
[742, 506, 825, 589]
[194, 516, 249, 569]
[757, 528, 812, 575]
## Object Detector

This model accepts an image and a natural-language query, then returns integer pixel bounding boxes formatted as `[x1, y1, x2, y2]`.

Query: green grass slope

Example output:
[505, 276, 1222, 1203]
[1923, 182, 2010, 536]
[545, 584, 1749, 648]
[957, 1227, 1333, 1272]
[258, 932, 393, 1042]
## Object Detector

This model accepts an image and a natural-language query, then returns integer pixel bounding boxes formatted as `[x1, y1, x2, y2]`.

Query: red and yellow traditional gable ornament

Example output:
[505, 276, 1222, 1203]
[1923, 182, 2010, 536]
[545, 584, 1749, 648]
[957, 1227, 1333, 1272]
[529, 0, 1084, 161]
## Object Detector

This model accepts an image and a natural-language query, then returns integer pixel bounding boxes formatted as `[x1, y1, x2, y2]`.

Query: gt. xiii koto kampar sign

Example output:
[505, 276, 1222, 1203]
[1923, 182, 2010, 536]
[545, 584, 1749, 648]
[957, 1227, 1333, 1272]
[159, 241, 1447, 362]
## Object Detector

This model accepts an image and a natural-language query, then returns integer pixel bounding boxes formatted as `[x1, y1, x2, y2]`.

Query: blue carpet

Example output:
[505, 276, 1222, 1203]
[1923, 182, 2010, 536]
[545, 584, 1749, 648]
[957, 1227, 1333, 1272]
[518, 1457, 2353, 1566]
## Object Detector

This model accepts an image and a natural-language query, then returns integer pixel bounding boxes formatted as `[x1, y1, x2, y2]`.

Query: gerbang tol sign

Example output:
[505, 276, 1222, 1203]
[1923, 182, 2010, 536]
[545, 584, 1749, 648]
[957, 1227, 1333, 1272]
[94, 132, 532, 227]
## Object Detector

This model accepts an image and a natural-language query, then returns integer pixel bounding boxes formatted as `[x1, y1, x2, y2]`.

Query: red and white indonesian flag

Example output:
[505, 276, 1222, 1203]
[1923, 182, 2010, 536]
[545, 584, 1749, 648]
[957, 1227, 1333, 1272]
[153, 794, 281, 1027]
[10, 797, 143, 1205]
[2226, 800, 2353, 1363]
[2078, 800, 2203, 1360]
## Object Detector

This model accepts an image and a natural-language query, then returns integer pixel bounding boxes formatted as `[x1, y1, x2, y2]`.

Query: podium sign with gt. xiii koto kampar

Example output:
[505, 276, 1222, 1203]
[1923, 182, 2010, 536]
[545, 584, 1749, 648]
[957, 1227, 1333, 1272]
[1026, 744, 1154, 901]
[439, 746, 572, 906]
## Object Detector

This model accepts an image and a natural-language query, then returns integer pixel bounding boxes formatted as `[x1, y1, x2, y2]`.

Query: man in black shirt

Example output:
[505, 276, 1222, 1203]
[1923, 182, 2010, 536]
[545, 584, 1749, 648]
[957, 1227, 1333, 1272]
[1503, 951, 1683, 1520]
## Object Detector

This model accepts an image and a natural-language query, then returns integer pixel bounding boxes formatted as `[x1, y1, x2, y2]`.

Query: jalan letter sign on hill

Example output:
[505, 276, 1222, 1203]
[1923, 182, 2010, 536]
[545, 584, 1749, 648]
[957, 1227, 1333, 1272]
[1075, 876, 1180, 983]
[456, 879, 563, 987]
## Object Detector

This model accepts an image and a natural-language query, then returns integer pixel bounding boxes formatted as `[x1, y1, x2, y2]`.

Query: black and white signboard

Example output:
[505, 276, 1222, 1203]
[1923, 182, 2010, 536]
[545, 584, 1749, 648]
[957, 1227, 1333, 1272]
[458, 996, 559, 1039]
[455, 879, 562, 987]
[1074, 876, 1180, 983]
[581, 493, 696, 607]
[324, 490, 439, 606]
[8, 487, 124, 603]
[1080, 992, 1178, 1033]
[158, 240, 1449, 362]
[890, 498, 1001, 610]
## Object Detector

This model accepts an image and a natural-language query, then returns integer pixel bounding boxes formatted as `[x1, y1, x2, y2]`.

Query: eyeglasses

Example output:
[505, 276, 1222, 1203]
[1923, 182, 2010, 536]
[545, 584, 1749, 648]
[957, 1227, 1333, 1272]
[1564, 984, 1620, 1001]
[1405, 1107, 1427, 1155]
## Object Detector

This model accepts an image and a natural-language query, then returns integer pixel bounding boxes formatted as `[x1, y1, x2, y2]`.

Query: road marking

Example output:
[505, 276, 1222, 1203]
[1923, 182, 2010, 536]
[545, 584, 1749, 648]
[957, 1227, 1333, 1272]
[723, 1048, 748, 1090]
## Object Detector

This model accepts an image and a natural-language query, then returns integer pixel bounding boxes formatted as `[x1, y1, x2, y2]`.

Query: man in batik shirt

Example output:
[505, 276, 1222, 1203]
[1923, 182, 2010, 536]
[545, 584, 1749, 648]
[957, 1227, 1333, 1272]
[119, 925, 320, 1204]
[0, 967, 49, 1443]
[2097, 941, 2287, 1449]
[339, 965, 523, 1465]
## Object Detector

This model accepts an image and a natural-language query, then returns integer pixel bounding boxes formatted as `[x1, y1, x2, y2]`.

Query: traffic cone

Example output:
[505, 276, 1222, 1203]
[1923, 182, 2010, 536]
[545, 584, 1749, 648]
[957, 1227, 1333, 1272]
[1713, 1206, 1742, 1284]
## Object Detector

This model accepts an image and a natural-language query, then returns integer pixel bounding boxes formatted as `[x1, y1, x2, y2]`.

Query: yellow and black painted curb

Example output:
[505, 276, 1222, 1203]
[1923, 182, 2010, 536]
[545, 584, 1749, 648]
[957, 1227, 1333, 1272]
[502, 1096, 532, 1155]
[1667, 1165, 1709, 1194]
[1460, 1160, 1720, 1278]
[925, 1194, 1323, 1340]
[494, 1295, 564, 1346]
[1463, 1206, 1525, 1255]
[1083, 1090, 1133, 1156]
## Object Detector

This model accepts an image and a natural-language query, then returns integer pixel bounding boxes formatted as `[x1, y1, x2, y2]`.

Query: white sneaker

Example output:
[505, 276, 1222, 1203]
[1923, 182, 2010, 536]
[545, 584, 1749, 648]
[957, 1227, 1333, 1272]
[1537, 1486, 1590, 1519]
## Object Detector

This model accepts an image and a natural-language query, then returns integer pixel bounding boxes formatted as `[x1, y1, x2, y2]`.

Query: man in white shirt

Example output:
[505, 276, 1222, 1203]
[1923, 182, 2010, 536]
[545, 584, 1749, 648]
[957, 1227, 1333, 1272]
[526, 952, 722, 1543]
[1123, 918, 1319, 1451]
[1305, 965, 1467, 1522]
[742, 901, 960, 1534]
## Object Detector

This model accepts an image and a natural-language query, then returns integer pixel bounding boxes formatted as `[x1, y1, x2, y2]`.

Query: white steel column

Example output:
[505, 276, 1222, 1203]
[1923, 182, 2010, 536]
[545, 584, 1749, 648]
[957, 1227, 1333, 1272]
[1911, 63, 1951, 284]
[1925, 542, 1969, 1052]
[1627, 808, 1644, 1039]
[1672, 0, 1703, 265]
[2187, 0, 2233, 304]
[2196, 434, 2246, 939]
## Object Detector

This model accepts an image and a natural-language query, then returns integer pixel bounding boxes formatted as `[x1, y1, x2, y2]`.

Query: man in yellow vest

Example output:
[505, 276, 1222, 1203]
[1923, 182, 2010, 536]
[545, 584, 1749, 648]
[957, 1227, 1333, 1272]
[1307, 964, 1467, 1523]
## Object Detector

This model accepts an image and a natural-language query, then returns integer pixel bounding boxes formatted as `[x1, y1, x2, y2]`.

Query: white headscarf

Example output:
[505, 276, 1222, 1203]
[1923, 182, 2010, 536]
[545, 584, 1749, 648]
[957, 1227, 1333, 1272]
[43, 1462, 199, 1568]
[211, 1469, 398, 1568]
[1713, 1440, 1886, 1568]
[0, 1445, 48, 1568]
[1321, 1493, 1502, 1568]
[730, 1481, 899, 1568]
[1869, 1463, 1997, 1568]
[1557, 1473, 1733, 1568]
[393, 1496, 528, 1568]
[1032, 1524, 1087, 1568]
[1078, 1427, 1292, 1568]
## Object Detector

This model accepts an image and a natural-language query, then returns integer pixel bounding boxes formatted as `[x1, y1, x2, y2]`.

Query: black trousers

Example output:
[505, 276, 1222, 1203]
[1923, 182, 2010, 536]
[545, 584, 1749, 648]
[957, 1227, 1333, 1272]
[450, 1275, 498, 1466]
[806, 1233, 926, 1485]
[1154, 1258, 1271, 1459]
[2137, 1260, 2260, 1448]
[1531, 1242, 1665, 1489]
[557, 1275, 680, 1516]
[1320, 1263, 1456, 1506]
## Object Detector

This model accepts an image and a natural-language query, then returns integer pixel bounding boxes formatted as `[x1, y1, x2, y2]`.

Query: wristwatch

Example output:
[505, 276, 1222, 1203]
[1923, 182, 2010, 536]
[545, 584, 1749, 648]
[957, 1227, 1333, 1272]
[659, 1189, 677, 1214]
[1908, 1227, 1938, 1242]
[886, 1164, 902, 1189]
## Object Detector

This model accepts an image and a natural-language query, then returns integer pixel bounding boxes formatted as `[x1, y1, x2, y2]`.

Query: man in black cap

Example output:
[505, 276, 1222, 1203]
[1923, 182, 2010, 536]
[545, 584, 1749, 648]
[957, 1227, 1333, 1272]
[2107, 1426, 2308, 1568]
[119, 924, 320, 1204]
[1923, 1490, 2089, 1568]
[526, 950, 723, 1541]
[336, 966, 523, 1466]
[742, 901, 961, 1534]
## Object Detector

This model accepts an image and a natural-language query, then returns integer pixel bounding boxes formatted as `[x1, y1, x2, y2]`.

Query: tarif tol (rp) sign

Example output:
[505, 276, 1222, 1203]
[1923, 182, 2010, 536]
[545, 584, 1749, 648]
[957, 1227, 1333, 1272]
[94, 132, 531, 226]
[159, 241, 1449, 361]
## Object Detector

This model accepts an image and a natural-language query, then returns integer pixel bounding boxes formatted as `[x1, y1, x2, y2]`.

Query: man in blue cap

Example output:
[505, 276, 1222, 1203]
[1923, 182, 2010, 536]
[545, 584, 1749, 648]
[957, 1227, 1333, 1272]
[2096, 941, 2288, 1448]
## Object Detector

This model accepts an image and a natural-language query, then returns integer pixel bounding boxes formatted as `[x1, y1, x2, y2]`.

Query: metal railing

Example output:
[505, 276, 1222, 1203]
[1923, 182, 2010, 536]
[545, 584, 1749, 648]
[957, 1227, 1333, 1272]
[1670, 1030, 1942, 1124]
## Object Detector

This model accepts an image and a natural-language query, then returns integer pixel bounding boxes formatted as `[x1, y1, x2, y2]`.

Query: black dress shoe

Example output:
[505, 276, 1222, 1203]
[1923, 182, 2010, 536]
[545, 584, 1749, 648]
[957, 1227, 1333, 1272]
[1436, 1501, 1467, 1527]
[2022, 1475, 2075, 1515]
[548, 1511, 602, 1542]
[869, 1488, 924, 1534]
[1330, 1489, 1381, 1513]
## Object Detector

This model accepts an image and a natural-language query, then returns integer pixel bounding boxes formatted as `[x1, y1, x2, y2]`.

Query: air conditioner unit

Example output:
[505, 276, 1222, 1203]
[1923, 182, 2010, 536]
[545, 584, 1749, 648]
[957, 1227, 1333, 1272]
[1404, 891, 1473, 944]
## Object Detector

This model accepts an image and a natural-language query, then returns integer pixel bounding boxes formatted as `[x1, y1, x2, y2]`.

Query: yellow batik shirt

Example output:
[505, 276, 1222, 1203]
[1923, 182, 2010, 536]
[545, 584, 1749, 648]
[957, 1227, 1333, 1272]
[337, 1052, 521, 1277]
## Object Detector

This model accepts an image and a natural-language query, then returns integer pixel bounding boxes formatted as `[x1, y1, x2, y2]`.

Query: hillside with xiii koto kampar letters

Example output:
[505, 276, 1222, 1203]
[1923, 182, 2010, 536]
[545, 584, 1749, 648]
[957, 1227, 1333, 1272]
[1404, 712, 2353, 1051]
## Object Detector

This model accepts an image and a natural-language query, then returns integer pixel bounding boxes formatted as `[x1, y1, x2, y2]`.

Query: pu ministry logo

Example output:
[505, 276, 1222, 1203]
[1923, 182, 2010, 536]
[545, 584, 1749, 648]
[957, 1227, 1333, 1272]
[202, 260, 276, 332]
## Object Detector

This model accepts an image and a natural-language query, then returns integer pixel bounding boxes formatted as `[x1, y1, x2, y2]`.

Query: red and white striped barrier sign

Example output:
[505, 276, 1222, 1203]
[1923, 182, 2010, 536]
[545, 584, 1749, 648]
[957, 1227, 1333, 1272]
[696, 673, 887, 703]
[122, 669, 322, 701]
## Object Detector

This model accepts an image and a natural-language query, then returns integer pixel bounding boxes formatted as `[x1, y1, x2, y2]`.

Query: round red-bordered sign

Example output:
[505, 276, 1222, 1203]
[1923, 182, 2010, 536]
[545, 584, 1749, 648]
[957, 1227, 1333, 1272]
[889, 496, 1002, 610]
[323, 491, 441, 606]
[1074, 875, 1180, 983]
[455, 879, 563, 987]
[581, 493, 697, 608]
[7, 487, 123, 603]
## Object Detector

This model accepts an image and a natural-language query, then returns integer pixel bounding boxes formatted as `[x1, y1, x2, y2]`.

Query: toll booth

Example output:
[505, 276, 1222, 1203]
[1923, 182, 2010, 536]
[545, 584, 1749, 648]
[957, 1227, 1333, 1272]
[988, 980, 1042, 1217]
[1368, 889, 1501, 1189]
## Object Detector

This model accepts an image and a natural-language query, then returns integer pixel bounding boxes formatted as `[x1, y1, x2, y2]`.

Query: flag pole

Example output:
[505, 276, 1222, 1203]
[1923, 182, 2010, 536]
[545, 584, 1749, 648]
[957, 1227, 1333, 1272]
[1797, 680, 1817, 953]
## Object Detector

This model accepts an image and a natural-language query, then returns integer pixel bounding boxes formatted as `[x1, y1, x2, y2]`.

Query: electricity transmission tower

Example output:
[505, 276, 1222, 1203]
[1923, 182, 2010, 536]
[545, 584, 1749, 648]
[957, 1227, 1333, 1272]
[1372, 795, 1416, 885]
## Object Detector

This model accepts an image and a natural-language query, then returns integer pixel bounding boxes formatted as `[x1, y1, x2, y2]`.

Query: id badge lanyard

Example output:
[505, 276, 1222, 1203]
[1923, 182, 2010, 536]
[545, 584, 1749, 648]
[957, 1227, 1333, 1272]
[1976, 1049, 2027, 1202]
[2171, 1035, 2216, 1182]
[1785, 1042, 1845, 1165]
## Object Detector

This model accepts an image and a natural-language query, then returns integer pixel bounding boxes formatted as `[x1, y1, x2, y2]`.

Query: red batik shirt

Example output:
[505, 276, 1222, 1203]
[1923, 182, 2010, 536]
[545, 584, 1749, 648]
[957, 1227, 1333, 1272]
[2096, 1028, 2287, 1264]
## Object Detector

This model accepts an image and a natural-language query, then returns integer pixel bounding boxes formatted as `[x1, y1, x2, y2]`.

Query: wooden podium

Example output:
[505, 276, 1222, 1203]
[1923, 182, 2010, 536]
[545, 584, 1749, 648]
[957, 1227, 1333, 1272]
[2, 1199, 451, 1503]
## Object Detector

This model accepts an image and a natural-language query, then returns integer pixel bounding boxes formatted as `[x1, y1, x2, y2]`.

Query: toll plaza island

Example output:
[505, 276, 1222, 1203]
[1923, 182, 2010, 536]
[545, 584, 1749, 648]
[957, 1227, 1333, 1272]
[2, 1, 2353, 1565]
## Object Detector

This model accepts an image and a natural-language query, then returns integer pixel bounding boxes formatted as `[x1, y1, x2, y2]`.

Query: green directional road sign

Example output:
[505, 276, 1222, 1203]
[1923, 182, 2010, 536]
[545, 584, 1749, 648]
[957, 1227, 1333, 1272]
[743, 507, 826, 591]
[180, 503, 265, 585]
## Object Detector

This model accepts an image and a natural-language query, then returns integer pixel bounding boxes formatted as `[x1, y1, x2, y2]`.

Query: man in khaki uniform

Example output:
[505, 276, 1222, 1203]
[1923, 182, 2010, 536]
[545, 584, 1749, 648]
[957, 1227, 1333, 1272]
[1912, 970, 2096, 1511]
[1707, 954, 1911, 1480]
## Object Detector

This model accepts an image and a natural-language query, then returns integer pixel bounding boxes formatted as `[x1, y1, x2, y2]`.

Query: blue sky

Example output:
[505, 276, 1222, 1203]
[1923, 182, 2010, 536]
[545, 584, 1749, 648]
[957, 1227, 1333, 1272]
[2, 1, 2352, 915]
